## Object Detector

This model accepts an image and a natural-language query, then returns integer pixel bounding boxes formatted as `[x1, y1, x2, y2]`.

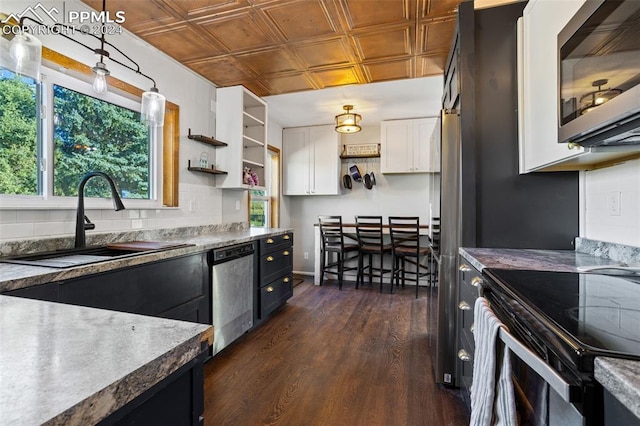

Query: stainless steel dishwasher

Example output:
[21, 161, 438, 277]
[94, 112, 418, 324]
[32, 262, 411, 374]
[211, 242, 254, 355]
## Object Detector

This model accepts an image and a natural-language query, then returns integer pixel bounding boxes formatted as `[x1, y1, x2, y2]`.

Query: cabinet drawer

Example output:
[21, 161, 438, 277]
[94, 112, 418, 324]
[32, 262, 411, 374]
[260, 249, 293, 284]
[260, 233, 293, 254]
[260, 273, 293, 318]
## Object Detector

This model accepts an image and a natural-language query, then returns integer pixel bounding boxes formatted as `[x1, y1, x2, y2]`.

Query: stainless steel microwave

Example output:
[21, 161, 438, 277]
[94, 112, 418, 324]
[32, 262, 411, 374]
[558, 0, 640, 147]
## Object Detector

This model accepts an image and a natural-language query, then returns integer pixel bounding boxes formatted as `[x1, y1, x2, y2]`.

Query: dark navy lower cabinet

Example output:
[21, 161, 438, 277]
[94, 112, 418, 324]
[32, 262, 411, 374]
[3, 252, 211, 325]
[254, 232, 294, 326]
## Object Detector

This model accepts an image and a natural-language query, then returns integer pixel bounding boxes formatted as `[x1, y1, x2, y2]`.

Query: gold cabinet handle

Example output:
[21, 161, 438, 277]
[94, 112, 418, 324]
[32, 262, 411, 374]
[457, 349, 470, 362]
[470, 276, 483, 287]
[567, 142, 578, 150]
[266, 256, 274, 262]
[266, 238, 274, 244]
[283, 250, 290, 256]
[283, 234, 290, 240]
[283, 277, 290, 283]
[266, 286, 274, 293]
[458, 301, 471, 310]
[459, 264, 471, 272]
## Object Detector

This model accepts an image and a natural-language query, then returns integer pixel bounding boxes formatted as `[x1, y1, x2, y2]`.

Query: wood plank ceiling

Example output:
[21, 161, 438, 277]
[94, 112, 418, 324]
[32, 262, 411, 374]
[81, 0, 462, 97]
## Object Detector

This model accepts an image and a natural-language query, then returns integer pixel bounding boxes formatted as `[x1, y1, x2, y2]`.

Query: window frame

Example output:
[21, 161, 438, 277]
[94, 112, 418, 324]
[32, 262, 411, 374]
[0, 46, 180, 209]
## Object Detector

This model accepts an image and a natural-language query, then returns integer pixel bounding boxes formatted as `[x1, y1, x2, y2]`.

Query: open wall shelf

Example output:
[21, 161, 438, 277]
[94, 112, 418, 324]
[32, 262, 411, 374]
[188, 128, 227, 147]
[187, 160, 228, 175]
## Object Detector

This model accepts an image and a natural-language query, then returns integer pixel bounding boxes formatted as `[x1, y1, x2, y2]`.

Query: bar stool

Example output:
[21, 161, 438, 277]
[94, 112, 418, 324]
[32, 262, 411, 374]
[388, 216, 430, 298]
[354, 215, 392, 293]
[318, 215, 359, 289]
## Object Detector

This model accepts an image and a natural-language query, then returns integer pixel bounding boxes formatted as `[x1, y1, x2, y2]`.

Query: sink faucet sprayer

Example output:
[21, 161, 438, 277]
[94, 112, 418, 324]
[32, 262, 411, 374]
[75, 171, 125, 248]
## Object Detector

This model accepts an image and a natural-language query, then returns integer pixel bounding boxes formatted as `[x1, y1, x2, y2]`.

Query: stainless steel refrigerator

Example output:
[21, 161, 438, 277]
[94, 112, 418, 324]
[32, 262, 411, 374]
[433, 110, 461, 385]
[430, 2, 579, 387]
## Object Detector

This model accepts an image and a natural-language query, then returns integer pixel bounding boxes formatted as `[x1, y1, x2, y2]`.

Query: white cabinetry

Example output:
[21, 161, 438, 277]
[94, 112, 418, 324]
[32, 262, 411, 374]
[215, 86, 267, 189]
[282, 125, 340, 196]
[518, 0, 639, 172]
[380, 118, 437, 173]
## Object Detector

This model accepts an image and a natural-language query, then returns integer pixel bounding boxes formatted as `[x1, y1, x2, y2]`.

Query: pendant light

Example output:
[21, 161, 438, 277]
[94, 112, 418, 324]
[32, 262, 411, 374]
[4, 0, 166, 127]
[4, 31, 42, 80]
[335, 105, 362, 134]
[141, 87, 166, 127]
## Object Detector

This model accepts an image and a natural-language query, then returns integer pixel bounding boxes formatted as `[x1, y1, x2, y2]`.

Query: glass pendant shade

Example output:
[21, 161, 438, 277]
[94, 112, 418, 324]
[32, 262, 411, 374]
[335, 105, 362, 133]
[7, 32, 42, 80]
[141, 88, 166, 127]
[92, 62, 110, 94]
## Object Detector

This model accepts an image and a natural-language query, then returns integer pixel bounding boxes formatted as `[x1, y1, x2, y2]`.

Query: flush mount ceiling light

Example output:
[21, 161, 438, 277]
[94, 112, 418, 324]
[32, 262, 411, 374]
[335, 105, 362, 134]
[1, 0, 165, 127]
[579, 79, 623, 115]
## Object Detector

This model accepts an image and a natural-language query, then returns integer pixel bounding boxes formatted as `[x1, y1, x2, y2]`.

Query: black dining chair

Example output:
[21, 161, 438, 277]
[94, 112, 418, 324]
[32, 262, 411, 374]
[388, 216, 430, 298]
[318, 215, 359, 289]
[355, 215, 392, 293]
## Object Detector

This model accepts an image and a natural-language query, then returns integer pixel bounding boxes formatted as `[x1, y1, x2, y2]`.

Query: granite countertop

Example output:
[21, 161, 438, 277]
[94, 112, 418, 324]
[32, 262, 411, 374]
[0, 227, 292, 293]
[458, 247, 615, 272]
[595, 357, 640, 419]
[0, 295, 213, 425]
[459, 242, 640, 420]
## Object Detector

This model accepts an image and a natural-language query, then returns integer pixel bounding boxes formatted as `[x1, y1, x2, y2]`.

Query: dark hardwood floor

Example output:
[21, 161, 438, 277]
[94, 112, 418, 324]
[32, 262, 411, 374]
[203, 278, 469, 426]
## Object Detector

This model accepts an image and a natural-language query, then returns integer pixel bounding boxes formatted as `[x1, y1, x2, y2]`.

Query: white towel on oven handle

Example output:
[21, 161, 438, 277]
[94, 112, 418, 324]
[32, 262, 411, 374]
[470, 297, 517, 426]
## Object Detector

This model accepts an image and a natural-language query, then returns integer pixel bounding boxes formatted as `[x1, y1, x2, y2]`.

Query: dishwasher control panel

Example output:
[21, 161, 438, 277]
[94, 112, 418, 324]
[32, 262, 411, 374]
[212, 243, 254, 264]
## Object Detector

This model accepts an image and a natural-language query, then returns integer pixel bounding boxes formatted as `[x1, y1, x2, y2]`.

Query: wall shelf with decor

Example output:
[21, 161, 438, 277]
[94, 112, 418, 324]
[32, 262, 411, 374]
[188, 128, 228, 147]
[339, 143, 381, 159]
[187, 160, 228, 175]
[215, 86, 268, 189]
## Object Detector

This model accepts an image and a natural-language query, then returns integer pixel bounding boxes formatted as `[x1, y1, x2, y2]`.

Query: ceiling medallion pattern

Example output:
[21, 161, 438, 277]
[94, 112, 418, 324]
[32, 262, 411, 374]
[81, 0, 461, 96]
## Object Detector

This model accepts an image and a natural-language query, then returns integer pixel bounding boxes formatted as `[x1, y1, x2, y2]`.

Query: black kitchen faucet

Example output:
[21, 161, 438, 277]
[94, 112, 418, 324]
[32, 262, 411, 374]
[75, 172, 125, 248]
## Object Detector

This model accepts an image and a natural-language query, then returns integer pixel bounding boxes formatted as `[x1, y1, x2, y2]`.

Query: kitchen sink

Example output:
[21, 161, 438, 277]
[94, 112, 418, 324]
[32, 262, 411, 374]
[0, 242, 193, 268]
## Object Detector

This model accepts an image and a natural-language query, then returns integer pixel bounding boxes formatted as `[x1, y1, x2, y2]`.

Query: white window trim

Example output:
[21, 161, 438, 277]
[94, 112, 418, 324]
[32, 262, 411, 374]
[0, 65, 163, 210]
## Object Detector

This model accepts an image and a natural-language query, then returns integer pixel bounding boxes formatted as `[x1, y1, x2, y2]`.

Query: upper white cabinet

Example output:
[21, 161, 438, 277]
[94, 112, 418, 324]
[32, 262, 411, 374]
[215, 86, 267, 189]
[518, 0, 639, 172]
[380, 118, 438, 173]
[282, 125, 340, 196]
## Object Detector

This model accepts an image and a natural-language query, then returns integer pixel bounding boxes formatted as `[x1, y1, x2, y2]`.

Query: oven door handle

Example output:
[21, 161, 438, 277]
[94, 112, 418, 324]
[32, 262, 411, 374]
[499, 327, 574, 403]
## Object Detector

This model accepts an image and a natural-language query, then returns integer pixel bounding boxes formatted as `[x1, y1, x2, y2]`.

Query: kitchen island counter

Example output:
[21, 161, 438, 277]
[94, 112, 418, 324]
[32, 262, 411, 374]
[0, 294, 212, 425]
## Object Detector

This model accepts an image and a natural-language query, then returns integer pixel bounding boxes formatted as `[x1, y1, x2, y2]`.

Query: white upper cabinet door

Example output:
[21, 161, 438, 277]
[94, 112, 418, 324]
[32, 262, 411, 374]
[282, 125, 340, 196]
[381, 119, 413, 173]
[519, 0, 587, 172]
[413, 117, 438, 172]
[309, 125, 340, 195]
[282, 127, 310, 195]
[381, 118, 437, 173]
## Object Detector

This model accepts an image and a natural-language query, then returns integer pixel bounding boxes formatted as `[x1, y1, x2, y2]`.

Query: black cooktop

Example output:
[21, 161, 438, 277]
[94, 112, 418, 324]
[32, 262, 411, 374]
[483, 268, 640, 368]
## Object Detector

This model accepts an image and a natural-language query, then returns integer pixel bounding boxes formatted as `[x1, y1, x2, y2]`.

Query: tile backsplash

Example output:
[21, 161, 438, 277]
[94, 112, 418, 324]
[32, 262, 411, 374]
[0, 183, 224, 242]
[583, 158, 640, 246]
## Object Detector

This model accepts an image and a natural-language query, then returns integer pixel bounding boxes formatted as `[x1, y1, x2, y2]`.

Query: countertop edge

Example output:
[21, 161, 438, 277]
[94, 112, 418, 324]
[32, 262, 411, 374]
[53, 333, 207, 425]
[0, 228, 293, 292]
[595, 357, 640, 420]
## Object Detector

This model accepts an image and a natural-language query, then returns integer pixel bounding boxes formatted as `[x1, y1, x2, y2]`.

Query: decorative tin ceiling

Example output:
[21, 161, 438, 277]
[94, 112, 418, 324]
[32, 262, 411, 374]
[81, 0, 462, 97]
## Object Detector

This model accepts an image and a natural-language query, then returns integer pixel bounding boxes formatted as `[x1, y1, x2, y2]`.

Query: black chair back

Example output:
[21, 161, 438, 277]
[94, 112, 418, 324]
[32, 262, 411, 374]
[388, 216, 421, 255]
[318, 215, 345, 253]
[355, 216, 384, 252]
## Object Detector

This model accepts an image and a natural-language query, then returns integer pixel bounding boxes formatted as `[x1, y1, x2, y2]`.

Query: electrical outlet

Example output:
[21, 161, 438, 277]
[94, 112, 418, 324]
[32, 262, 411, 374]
[304, 252, 309, 260]
[608, 191, 621, 216]
[189, 200, 196, 212]
[235, 200, 241, 211]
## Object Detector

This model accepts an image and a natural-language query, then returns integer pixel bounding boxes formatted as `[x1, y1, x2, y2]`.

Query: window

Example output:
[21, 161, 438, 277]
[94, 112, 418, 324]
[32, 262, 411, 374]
[0, 65, 158, 206]
[249, 147, 280, 228]
[0, 69, 39, 195]
[52, 85, 150, 199]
